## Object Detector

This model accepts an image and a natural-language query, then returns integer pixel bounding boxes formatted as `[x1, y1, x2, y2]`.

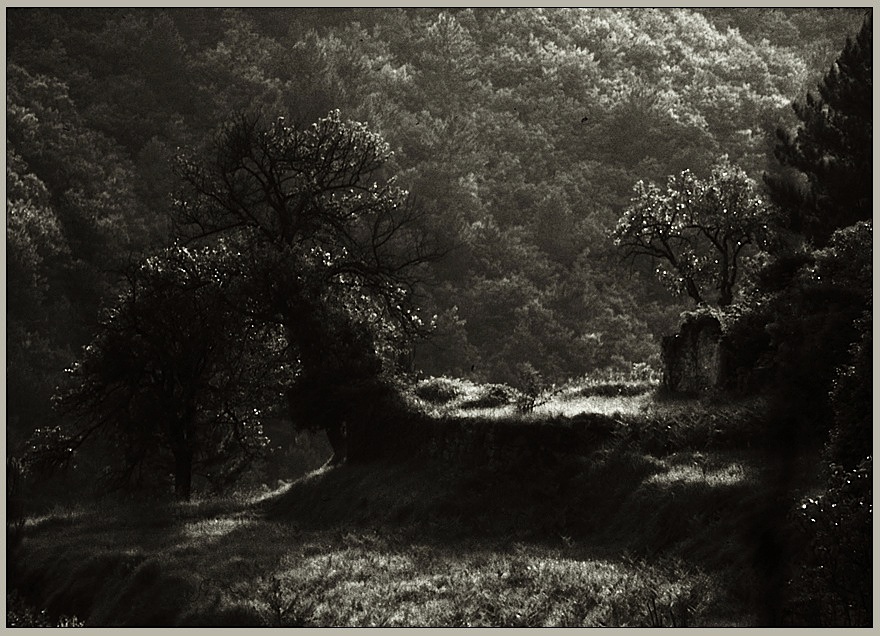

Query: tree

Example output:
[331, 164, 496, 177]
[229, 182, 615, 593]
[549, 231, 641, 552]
[37, 244, 274, 500]
[765, 15, 871, 247]
[612, 158, 770, 307]
[173, 110, 434, 462]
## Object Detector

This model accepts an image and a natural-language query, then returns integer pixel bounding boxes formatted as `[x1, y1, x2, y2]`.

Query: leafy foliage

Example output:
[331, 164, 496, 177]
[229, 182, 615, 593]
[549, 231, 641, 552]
[413, 377, 462, 404]
[174, 110, 431, 344]
[613, 158, 770, 306]
[5, 8, 869, 500]
[174, 110, 435, 461]
[6, 591, 84, 628]
[757, 222, 871, 439]
[6, 62, 150, 448]
[6, 8, 864, 421]
[827, 309, 871, 470]
[788, 459, 871, 625]
[39, 244, 275, 499]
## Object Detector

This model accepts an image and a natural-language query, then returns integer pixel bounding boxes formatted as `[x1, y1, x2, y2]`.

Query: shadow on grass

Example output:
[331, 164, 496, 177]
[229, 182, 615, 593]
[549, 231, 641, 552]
[13, 408, 814, 627]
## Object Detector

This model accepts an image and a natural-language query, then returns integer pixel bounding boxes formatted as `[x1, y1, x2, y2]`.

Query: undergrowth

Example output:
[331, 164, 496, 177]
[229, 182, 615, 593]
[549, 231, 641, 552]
[6, 591, 84, 627]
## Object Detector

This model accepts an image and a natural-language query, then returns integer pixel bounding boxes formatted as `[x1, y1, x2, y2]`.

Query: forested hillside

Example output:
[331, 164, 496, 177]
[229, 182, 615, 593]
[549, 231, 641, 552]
[6, 7, 865, 449]
[7, 9, 872, 627]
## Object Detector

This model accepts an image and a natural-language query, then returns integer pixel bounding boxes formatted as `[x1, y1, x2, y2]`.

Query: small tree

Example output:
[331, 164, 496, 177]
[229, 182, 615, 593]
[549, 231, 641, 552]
[612, 158, 769, 307]
[35, 243, 274, 500]
[173, 110, 435, 462]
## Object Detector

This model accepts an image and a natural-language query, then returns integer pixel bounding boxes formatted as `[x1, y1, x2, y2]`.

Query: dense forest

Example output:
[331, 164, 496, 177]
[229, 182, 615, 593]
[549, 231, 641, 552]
[7, 6, 866, 442]
[6, 8, 873, 626]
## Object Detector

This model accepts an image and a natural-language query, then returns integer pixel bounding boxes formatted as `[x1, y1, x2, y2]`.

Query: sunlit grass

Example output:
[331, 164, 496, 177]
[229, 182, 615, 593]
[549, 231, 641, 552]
[646, 456, 751, 489]
[253, 545, 726, 627]
[43, 510, 735, 627]
[183, 517, 254, 542]
[411, 375, 656, 420]
[532, 388, 653, 418]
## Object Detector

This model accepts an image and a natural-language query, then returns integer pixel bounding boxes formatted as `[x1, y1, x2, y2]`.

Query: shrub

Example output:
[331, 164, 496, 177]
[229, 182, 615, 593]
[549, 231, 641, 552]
[786, 458, 872, 626]
[460, 384, 516, 410]
[414, 377, 461, 404]
[513, 363, 567, 413]
[6, 591, 83, 627]
[718, 301, 774, 394]
[827, 311, 871, 469]
[756, 223, 870, 439]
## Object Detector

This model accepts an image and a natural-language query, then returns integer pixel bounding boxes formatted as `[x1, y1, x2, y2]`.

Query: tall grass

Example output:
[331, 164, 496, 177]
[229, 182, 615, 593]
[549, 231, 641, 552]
[409, 374, 657, 419]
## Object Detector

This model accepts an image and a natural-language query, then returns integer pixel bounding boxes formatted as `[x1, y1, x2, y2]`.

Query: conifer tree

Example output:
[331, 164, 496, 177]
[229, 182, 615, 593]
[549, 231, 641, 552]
[765, 15, 872, 247]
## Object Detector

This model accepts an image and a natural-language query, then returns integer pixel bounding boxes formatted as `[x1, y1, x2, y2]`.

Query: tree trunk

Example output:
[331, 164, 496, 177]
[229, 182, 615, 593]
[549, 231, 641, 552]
[684, 276, 704, 305]
[324, 419, 347, 465]
[718, 248, 733, 306]
[173, 448, 193, 500]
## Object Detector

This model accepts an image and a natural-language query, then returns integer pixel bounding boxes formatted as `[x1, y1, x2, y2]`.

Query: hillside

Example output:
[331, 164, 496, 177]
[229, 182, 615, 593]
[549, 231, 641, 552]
[11, 386, 838, 627]
[6, 8, 866, 452]
[6, 9, 871, 627]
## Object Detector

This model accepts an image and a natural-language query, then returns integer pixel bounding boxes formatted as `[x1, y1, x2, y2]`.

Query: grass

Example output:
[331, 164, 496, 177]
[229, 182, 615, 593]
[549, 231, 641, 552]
[10, 377, 824, 626]
[410, 375, 655, 419]
[10, 465, 758, 626]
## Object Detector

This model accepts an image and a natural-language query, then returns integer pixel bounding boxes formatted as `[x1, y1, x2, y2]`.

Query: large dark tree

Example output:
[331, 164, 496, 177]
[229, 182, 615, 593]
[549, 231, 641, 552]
[173, 110, 435, 462]
[35, 244, 275, 500]
[765, 15, 871, 247]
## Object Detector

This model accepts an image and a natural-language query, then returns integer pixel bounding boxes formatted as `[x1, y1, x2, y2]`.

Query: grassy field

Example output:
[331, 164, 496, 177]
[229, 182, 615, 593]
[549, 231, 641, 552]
[9, 382, 825, 626]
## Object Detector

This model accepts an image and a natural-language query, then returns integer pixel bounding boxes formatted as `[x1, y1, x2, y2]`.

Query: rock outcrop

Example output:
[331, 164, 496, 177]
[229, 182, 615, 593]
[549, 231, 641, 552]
[661, 313, 726, 394]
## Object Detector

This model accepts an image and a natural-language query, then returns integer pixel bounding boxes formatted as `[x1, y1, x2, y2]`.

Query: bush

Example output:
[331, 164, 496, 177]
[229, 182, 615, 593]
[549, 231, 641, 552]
[786, 458, 872, 626]
[764, 285, 864, 437]
[718, 302, 774, 393]
[6, 591, 83, 627]
[460, 384, 516, 410]
[414, 377, 462, 404]
[758, 223, 870, 440]
[827, 311, 871, 469]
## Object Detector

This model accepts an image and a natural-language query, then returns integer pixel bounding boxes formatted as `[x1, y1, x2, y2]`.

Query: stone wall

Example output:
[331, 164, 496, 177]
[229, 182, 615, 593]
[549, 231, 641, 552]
[377, 412, 617, 468]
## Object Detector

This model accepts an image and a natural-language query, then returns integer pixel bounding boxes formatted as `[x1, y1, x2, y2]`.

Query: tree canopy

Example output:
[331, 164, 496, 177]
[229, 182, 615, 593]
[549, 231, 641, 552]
[38, 244, 275, 499]
[613, 158, 770, 306]
[765, 15, 872, 247]
[173, 111, 435, 462]
[6, 7, 868, 494]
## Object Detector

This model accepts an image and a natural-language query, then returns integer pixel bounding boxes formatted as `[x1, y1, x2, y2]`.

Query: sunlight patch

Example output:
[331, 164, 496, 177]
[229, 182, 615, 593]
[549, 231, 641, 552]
[533, 393, 652, 418]
[183, 517, 252, 542]
[646, 463, 748, 488]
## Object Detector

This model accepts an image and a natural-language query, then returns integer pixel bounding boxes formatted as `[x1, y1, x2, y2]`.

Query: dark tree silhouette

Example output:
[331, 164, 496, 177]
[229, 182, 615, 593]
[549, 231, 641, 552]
[765, 15, 872, 247]
[173, 110, 436, 462]
[38, 244, 274, 500]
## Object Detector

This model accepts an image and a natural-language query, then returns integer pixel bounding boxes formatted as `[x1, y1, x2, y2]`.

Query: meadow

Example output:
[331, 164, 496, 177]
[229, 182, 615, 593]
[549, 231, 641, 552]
[9, 378, 828, 627]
